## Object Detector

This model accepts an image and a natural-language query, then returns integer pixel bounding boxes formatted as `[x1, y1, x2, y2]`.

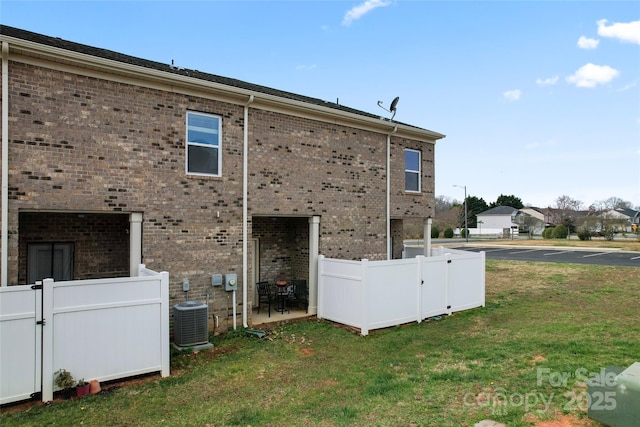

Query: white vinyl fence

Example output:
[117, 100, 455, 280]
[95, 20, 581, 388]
[0, 265, 170, 405]
[317, 248, 485, 335]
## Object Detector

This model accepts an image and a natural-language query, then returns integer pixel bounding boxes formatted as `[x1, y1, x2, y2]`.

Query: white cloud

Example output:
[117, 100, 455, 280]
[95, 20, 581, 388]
[503, 89, 522, 101]
[618, 81, 637, 92]
[342, 0, 391, 26]
[566, 63, 619, 88]
[577, 36, 599, 49]
[597, 19, 640, 45]
[536, 76, 559, 86]
[295, 64, 317, 71]
[525, 139, 557, 150]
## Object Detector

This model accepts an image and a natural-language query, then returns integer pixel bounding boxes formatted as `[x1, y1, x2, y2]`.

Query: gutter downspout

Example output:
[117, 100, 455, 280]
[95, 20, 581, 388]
[242, 94, 254, 328]
[1, 42, 9, 286]
[386, 126, 397, 260]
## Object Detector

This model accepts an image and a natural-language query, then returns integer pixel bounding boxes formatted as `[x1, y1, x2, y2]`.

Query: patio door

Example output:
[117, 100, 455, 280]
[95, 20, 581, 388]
[27, 243, 74, 285]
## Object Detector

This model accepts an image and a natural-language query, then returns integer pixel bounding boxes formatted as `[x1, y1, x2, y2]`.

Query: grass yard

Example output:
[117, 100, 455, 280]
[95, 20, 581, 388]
[1, 261, 639, 426]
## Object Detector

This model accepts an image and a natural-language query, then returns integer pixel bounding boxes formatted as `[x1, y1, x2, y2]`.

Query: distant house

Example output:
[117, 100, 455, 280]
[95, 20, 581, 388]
[476, 206, 520, 235]
[602, 208, 640, 232]
[540, 207, 564, 227]
[519, 207, 544, 222]
[517, 207, 545, 235]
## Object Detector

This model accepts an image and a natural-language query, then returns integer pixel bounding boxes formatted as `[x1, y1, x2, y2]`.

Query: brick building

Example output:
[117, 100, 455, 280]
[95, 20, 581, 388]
[0, 26, 445, 329]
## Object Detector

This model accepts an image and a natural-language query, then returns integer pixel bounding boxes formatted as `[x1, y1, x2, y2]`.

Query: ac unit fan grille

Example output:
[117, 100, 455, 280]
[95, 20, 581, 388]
[173, 302, 208, 346]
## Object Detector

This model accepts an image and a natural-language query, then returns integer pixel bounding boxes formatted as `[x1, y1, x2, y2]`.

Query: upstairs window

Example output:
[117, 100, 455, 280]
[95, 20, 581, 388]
[405, 149, 421, 192]
[186, 111, 221, 176]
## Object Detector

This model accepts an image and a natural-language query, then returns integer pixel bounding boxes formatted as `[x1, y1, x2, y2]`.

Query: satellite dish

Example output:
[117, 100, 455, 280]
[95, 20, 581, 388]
[377, 96, 400, 120]
[390, 96, 399, 113]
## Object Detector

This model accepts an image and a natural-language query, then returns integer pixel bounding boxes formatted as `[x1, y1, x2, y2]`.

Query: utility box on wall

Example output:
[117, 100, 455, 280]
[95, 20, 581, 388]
[225, 274, 237, 291]
[211, 274, 222, 287]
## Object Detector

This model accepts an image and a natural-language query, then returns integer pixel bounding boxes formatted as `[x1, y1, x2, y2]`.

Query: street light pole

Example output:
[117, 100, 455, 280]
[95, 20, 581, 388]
[453, 185, 468, 242]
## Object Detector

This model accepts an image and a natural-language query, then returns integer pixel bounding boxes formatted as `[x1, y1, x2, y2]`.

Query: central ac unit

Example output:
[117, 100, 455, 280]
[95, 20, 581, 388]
[173, 301, 209, 347]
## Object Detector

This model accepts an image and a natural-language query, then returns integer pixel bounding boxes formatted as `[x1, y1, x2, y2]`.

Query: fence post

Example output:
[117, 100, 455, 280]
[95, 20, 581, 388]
[317, 255, 324, 319]
[41, 278, 54, 402]
[33, 282, 43, 402]
[160, 271, 170, 377]
[480, 252, 486, 308]
[360, 259, 369, 336]
[416, 256, 424, 323]
[445, 253, 452, 315]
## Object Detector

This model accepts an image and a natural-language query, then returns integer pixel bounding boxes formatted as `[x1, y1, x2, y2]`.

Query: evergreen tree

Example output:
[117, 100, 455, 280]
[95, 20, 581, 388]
[490, 194, 524, 209]
[457, 196, 488, 228]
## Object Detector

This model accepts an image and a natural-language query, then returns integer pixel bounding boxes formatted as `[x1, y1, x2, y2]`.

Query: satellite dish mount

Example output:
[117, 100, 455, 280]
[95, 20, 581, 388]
[377, 96, 399, 120]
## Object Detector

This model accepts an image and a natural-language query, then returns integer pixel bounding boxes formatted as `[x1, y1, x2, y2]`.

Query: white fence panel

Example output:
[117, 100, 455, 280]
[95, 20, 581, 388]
[317, 256, 363, 329]
[448, 251, 486, 312]
[366, 259, 419, 330]
[319, 251, 485, 336]
[420, 256, 449, 319]
[2, 267, 169, 404]
[442, 247, 474, 257]
[46, 271, 169, 397]
[0, 285, 41, 405]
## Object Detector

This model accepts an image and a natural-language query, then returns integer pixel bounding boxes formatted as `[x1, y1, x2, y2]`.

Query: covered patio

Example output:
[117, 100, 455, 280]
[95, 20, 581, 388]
[252, 304, 312, 325]
[249, 216, 319, 326]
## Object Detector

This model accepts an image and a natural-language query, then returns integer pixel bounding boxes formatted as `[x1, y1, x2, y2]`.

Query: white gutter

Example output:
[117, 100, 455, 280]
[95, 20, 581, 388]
[386, 126, 397, 260]
[1, 42, 9, 286]
[242, 94, 254, 328]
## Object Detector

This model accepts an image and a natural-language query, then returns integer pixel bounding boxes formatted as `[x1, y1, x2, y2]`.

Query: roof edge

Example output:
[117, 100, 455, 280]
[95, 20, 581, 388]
[0, 25, 445, 142]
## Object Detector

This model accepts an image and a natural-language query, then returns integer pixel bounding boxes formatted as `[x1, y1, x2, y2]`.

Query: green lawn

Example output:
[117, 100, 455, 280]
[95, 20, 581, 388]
[2, 261, 639, 426]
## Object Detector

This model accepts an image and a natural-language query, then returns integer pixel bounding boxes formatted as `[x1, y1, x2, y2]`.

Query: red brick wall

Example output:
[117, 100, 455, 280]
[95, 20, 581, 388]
[251, 216, 309, 283]
[4, 59, 436, 328]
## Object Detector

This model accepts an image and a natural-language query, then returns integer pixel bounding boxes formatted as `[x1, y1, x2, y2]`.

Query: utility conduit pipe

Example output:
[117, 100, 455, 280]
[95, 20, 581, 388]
[386, 126, 397, 260]
[242, 94, 254, 328]
[2, 42, 9, 286]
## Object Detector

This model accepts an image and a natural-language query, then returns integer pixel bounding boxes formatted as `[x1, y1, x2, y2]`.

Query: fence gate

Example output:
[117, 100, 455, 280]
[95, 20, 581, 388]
[420, 256, 449, 319]
[0, 284, 43, 405]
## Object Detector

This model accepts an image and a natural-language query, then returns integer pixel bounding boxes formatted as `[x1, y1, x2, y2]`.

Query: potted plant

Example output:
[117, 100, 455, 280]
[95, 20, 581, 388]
[54, 369, 75, 399]
[75, 378, 90, 398]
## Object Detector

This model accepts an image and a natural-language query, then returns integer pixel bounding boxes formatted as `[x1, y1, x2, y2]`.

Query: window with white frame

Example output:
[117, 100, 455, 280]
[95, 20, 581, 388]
[186, 111, 221, 176]
[405, 149, 421, 192]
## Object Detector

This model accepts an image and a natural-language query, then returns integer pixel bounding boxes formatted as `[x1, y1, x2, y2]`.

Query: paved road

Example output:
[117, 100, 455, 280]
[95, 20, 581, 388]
[451, 246, 640, 268]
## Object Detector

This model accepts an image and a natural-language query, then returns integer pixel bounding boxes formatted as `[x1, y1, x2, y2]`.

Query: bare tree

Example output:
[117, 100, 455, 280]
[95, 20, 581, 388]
[555, 195, 582, 212]
[435, 195, 455, 215]
[554, 195, 582, 233]
[597, 197, 633, 210]
[588, 197, 634, 239]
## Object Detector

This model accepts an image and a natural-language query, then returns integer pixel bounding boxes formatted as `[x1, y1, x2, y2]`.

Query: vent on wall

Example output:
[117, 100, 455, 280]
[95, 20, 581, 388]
[173, 301, 208, 347]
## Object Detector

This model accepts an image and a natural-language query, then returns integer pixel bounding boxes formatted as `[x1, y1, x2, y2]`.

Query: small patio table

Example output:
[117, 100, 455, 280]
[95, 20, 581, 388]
[275, 281, 289, 314]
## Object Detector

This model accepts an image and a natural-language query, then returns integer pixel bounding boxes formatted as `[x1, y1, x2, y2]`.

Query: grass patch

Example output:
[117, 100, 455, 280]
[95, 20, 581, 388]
[2, 261, 639, 426]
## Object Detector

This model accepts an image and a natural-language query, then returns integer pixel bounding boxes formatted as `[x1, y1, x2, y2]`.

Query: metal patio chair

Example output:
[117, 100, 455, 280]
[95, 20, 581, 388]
[256, 281, 274, 317]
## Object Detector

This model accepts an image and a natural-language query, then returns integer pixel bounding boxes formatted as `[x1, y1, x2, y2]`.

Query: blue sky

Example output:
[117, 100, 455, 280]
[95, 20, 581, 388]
[2, 1, 639, 209]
